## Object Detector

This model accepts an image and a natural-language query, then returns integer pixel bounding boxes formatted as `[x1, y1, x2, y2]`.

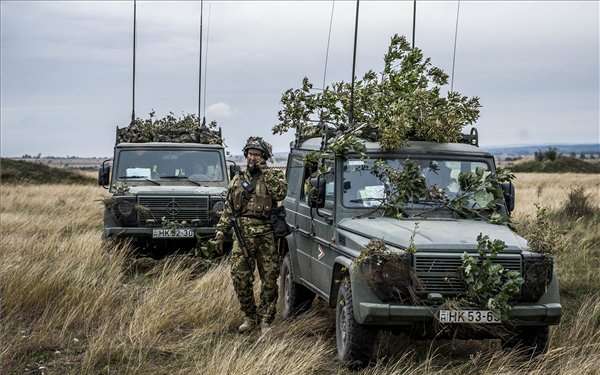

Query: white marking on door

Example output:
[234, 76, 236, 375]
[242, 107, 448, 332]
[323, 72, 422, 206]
[317, 244, 325, 260]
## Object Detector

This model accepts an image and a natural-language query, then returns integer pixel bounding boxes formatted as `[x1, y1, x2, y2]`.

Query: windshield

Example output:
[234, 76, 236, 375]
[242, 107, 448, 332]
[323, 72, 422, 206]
[343, 158, 491, 209]
[115, 149, 226, 186]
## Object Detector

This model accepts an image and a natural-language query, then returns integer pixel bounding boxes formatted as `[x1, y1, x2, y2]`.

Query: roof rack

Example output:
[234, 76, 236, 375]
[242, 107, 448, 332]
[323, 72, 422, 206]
[458, 127, 478, 147]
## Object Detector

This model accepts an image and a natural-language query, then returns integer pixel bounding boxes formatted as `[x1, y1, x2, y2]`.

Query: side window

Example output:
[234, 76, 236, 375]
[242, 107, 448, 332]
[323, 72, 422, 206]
[323, 161, 335, 210]
[299, 159, 334, 208]
[300, 158, 318, 204]
[286, 154, 304, 200]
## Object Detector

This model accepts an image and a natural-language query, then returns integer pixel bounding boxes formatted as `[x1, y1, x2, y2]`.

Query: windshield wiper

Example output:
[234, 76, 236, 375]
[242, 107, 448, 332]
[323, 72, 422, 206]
[408, 200, 452, 218]
[160, 175, 202, 186]
[349, 198, 383, 204]
[118, 176, 160, 186]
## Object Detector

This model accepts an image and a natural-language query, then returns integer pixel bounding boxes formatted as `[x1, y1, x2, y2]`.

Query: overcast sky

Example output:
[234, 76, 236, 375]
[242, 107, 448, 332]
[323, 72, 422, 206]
[1, 0, 598, 157]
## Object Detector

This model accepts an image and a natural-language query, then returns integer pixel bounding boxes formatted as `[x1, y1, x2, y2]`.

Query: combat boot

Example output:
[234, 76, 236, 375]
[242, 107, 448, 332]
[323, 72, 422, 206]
[260, 321, 272, 335]
[238, 317, 257, 333]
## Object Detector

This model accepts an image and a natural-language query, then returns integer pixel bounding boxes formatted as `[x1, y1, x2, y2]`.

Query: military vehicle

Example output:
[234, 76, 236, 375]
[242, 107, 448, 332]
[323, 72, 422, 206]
[279, 130, 562, 367]
[98, 122, 234, 256]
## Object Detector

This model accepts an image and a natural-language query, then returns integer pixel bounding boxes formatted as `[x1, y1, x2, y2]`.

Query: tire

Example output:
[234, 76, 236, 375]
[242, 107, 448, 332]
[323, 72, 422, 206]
[502, 325, 549, 357]
[279, 253, 315, 319]
[336, 277, 377, 369]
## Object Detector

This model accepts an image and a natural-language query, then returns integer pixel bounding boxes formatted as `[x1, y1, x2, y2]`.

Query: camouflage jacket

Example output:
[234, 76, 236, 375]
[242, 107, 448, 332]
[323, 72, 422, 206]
[216, 167, 287, 237]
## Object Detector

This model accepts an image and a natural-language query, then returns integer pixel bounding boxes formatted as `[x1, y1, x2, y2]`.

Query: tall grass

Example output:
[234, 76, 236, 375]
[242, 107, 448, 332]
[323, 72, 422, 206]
[511, 173, 599, 219]
[1, 173, 599, 374]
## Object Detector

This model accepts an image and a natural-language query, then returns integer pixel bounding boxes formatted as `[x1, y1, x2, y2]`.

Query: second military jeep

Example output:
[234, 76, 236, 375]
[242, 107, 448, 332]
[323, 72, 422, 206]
[98, 119, 236, 257]
[279, 135, 562, 367]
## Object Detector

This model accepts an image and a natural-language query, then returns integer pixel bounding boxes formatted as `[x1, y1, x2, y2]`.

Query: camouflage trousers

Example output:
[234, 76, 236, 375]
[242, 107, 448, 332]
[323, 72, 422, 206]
[230, 218, 280, 324]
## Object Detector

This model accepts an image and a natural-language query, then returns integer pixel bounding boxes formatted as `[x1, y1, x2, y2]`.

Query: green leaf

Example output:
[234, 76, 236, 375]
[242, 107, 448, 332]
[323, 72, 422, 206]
[474, 189, 494, 208]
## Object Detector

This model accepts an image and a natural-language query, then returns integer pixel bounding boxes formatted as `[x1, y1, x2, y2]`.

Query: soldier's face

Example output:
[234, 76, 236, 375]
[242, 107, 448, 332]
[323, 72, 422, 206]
[246, 149, 264, 168]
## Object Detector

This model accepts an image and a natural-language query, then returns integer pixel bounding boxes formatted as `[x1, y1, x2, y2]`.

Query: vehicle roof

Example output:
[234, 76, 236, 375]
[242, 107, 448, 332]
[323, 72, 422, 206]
[116, 142, 225, 150]
[294, 137, 492, 158]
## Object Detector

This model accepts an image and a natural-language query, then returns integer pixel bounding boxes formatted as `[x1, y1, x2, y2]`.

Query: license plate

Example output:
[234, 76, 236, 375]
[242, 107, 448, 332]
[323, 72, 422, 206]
[152, 228, 195, 238]
[438, 309, 501, 324]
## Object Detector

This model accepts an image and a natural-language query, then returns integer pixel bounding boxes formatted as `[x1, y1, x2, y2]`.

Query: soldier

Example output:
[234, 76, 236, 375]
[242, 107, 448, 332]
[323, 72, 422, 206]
[214, 136, 287, 334]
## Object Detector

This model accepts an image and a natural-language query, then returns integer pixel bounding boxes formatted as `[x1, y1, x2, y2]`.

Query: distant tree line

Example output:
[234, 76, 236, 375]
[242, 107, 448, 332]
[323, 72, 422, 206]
[20, 154, 104, 159]
[534, 147, 558, 162]
[534, 147, 597, 162]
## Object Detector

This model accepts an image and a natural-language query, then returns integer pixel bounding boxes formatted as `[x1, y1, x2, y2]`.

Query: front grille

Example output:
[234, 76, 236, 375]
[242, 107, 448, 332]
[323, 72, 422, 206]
[414, 253, 522, 295]
[138, 196, 209, 223]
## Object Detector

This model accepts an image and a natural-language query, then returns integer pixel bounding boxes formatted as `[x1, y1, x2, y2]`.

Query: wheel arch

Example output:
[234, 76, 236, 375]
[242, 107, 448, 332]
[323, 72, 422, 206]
[278, 237, 290, 258]
[329, 256, 353, 308]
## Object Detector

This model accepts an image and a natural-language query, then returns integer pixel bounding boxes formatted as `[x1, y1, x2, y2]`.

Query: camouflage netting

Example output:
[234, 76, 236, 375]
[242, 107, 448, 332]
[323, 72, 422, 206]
[354, 239, 423, 303]
[117, 112, 224, 145]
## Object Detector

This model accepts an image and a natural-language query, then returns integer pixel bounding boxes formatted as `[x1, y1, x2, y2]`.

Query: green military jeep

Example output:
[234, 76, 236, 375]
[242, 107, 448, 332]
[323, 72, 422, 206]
[279, 135, 562, 367]
[98, 119, 235, 256]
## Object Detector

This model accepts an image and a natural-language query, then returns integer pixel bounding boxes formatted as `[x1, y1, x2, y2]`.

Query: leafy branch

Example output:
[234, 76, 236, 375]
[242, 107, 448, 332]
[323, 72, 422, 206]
[161, 217, 188, 230]
[371, 159, 428, 218]
[371, 161, 515, 227]
[273, 34, 481, 154]
[118, 111, 224, 145]
[460, 233, 524, 320]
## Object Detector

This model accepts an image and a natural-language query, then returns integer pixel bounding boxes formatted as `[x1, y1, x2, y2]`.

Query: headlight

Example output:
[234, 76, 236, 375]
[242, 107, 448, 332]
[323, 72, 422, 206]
[360, 252, 413, 302]
[117, 202, 134, 216]
[211, 200, 224, 214]
[521, 253, 554, 302]
[210, 199, 225, 224]
[110, 196, 138, 226]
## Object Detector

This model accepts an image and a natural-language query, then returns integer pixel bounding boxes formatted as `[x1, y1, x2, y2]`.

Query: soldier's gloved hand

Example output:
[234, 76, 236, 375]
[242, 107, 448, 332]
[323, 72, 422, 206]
[258, 159, 268, 172]
[214, 231, 224, 255]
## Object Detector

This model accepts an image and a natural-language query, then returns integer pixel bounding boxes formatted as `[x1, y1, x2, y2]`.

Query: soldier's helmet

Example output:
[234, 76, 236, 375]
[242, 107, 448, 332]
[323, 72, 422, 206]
[242, 136, 273, 159]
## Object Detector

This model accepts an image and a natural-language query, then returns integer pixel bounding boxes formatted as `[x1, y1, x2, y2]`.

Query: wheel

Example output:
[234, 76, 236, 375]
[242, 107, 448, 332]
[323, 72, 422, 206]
[279, 253, 315, 319]
[502, 325, 549, 356]
[336, 277, 377, 369]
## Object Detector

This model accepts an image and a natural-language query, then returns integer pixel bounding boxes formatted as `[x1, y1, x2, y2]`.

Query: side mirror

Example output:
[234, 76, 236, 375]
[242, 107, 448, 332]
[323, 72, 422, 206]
[308, 175, 326, 209]
[98, 161, 111, 188]
[501, 182, 515, 214]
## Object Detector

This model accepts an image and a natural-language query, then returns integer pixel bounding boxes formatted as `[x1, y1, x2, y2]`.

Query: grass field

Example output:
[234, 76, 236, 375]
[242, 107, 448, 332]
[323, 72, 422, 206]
[1, 173, 599, 374]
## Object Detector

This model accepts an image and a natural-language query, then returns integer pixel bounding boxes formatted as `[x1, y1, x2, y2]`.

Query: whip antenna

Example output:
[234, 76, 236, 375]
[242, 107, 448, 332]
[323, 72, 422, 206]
[202, 3, 212, 127]
[450, 0, 461, 92]
[320, 1, 336, 151]
[198, 0, 203, 124]
[347, 0, 360, 130]
[131, 0, 137, 124]
[412, 0, 417, 48]
[321, 1, 335, 91]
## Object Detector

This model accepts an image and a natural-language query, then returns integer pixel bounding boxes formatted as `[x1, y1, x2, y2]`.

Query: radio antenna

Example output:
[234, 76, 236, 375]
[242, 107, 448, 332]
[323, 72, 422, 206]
[198, 0, 203, 125]
[320, 1, 336, 152]
[130, 0, 137, 124]
[412, 0, 417, 48]
[450, 0, 461, 92]
[346, 0, 360, 131]
[321, 1, 335, 91]
[202, 2, 212, 127]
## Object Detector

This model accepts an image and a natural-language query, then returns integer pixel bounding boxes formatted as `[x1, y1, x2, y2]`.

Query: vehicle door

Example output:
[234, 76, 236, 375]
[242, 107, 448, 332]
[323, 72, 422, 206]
[284, 153, 312, 281]
[309, 158, 336, 296]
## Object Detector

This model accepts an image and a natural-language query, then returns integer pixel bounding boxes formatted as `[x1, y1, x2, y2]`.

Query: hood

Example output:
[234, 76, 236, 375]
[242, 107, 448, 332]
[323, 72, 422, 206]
[128, 185, 226, 196]
[338, 217, 528, 252]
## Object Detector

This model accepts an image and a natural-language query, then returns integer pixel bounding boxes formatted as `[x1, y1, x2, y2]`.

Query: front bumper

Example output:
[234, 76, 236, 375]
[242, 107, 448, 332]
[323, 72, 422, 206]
[357, 302, 563, 326]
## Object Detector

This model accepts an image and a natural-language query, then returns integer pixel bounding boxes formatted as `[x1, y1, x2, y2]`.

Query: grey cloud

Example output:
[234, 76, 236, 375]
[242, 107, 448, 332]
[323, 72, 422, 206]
[1, 1, 598, 157]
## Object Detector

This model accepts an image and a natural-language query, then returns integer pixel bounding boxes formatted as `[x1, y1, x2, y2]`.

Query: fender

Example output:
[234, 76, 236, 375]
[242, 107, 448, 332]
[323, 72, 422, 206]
[329, 256, 353, 308]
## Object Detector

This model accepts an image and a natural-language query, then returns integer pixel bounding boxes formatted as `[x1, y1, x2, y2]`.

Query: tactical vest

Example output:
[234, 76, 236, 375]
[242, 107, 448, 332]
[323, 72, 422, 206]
[231, 171, 273, 219]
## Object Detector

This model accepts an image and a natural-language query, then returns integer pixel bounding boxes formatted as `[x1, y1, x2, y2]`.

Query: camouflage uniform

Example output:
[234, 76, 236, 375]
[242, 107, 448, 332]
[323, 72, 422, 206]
[216, 167, 287, 325]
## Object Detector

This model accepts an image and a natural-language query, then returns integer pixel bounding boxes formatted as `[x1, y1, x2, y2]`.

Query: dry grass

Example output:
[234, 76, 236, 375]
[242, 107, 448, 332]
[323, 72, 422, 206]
[1, 173, 599, 374]
[511, 173, 600, 220]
